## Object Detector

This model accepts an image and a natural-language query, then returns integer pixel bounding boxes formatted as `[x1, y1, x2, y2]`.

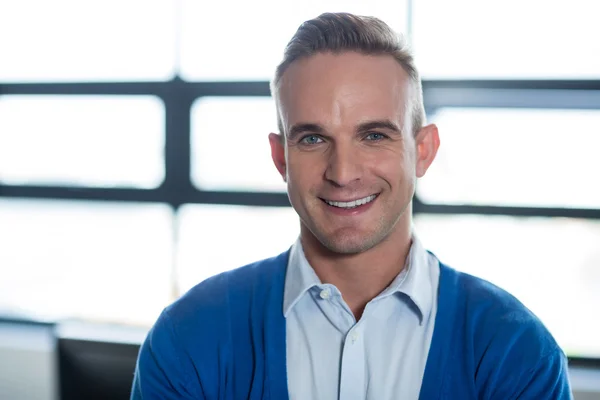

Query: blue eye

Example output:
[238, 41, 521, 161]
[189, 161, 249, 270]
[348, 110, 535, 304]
[366, 132, 386, 141]
[301, 135, 323, 145]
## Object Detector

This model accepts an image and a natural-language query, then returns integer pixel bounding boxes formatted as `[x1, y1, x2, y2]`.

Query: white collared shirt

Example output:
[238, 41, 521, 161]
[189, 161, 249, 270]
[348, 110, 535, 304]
[284, 235, 440, 400]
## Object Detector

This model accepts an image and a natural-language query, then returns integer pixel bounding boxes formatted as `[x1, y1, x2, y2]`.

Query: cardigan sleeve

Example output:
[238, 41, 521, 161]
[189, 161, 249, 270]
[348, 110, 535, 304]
[507, 349, 572, 399]
[474, 312, 573, 400]
[130, 309, 204, 400]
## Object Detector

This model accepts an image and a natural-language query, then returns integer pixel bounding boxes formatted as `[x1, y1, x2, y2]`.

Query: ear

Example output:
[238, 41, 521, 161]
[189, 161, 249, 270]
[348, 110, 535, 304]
[414, 123, 440, 178]
[268, 132, 287, 182]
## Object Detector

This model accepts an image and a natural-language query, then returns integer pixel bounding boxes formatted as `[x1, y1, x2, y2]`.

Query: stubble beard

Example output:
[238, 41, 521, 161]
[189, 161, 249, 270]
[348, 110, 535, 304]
[301, 201, 404, 256]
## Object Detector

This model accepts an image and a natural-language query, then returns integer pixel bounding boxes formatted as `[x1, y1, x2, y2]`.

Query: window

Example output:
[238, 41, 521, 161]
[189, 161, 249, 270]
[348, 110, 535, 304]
[176, 204, 298, 294]
[0, 0, 176, 82]
[180, 0, 408, 81]
[413, 0, 600, 79]
[417, 107, 600, 208]
[191, 97, 284, 192]
[0, 199, 173, 326]
[0, 96, 165, 188]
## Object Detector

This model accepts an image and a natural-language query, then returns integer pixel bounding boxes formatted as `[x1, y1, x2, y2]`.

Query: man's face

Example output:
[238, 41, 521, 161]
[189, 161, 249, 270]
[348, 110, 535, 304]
[270, 52, 438, 255]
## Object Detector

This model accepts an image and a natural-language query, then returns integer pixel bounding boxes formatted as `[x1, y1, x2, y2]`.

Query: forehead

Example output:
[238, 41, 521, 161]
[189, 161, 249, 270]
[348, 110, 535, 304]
[278, 52, 410, 131]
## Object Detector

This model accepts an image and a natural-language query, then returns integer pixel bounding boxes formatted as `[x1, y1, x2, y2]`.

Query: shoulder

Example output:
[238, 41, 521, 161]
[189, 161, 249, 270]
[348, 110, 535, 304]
[165, 249, 290, 333]
[133, 250, 290, 398]
[443, 264, 560, 355]
[439, 263, 571, 398]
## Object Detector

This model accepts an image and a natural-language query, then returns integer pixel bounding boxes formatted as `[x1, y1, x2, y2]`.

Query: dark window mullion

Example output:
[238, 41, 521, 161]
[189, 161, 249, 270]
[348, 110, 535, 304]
[161, 81, 195, 208]
[413, 196, 600, 219]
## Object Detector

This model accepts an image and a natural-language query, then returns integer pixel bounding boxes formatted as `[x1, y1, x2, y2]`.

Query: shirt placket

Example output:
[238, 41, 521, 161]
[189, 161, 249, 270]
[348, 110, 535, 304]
[313, 286, 367, 400]
[338, 323, 365, 400]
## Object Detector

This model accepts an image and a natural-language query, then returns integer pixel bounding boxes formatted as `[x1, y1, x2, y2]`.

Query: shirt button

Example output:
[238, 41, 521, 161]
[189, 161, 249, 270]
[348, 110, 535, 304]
[350, 331, 359, 343]
[319, 289, 330, 300]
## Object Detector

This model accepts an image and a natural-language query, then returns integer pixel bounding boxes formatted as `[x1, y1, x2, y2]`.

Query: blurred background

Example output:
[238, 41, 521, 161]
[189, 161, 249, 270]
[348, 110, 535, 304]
[1, 0, 599, 399]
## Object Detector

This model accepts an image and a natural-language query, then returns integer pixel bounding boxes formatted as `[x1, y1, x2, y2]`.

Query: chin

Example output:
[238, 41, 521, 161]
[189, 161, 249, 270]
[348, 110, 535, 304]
[317, 229, 383, 255]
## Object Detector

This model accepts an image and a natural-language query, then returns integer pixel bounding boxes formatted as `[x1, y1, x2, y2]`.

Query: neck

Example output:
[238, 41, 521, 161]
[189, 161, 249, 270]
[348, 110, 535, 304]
[300, 211, 413, 320]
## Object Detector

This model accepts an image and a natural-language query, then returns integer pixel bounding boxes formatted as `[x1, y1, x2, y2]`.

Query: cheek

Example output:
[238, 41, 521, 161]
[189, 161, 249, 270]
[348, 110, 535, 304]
[370, 151, 413, 184]
[286, 153, 324, 190]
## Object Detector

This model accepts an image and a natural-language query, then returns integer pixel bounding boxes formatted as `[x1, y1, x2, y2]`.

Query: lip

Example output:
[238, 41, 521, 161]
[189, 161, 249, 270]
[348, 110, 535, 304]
[319, 193, 379, 216]
[320, 193, 379, 203]
[321, 196, 375, 203]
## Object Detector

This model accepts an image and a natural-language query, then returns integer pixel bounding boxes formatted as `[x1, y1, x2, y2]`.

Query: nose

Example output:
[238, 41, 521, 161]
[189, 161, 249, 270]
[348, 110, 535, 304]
[324, 142, 363, 187]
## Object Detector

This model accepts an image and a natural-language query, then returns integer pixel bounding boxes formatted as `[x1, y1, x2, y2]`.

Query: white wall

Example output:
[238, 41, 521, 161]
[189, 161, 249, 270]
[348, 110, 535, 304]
[0, 322, 58, 400]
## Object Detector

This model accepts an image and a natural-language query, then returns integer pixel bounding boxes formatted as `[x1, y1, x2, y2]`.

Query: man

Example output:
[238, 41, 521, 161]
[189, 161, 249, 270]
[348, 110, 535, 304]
[131, 12, 572, 399]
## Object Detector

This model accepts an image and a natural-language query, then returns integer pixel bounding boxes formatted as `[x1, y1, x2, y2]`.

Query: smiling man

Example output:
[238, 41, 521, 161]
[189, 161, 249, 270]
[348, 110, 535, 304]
[131, 13, 572, 400]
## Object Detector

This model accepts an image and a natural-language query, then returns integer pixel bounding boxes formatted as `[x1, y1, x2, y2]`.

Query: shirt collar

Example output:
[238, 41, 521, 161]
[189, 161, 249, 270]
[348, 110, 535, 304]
[381, 236, 434, 324]
[283, 238, 322, 317]
[283, 234, 436, 324]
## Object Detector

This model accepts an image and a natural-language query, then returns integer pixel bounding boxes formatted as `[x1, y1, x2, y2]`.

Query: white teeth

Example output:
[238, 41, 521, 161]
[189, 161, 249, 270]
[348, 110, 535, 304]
[325, 194, 377, 209]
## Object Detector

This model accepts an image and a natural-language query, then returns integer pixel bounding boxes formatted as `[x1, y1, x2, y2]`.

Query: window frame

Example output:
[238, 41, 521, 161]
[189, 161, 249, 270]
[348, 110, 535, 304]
[1, 58, 599, 368]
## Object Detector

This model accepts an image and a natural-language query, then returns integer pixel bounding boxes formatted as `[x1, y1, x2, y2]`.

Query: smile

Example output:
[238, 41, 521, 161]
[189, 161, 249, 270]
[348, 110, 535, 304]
[322, 194, 378, 209]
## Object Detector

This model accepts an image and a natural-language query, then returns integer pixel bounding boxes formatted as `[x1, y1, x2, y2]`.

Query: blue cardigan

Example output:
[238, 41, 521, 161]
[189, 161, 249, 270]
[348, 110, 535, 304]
[132, 250, 572, 399]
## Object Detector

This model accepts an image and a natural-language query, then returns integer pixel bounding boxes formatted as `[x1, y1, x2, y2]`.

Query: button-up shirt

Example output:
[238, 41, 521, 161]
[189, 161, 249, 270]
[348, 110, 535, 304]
[284, 235, 440, 399]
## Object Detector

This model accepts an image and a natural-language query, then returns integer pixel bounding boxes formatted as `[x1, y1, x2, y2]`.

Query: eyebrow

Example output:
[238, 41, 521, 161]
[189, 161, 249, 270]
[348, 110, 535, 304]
[287, 119, 402, 141]
[287, 123, 326, 142]
[356, 120, 403, 135]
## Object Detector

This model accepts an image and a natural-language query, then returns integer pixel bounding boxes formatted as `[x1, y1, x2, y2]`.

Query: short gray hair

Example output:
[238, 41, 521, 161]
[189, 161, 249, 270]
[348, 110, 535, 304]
[271, 12, 425, 137]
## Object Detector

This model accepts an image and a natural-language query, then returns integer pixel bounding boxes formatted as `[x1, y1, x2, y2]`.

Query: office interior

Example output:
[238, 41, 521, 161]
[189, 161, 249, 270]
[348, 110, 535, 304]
[0, 0, 599, 399]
